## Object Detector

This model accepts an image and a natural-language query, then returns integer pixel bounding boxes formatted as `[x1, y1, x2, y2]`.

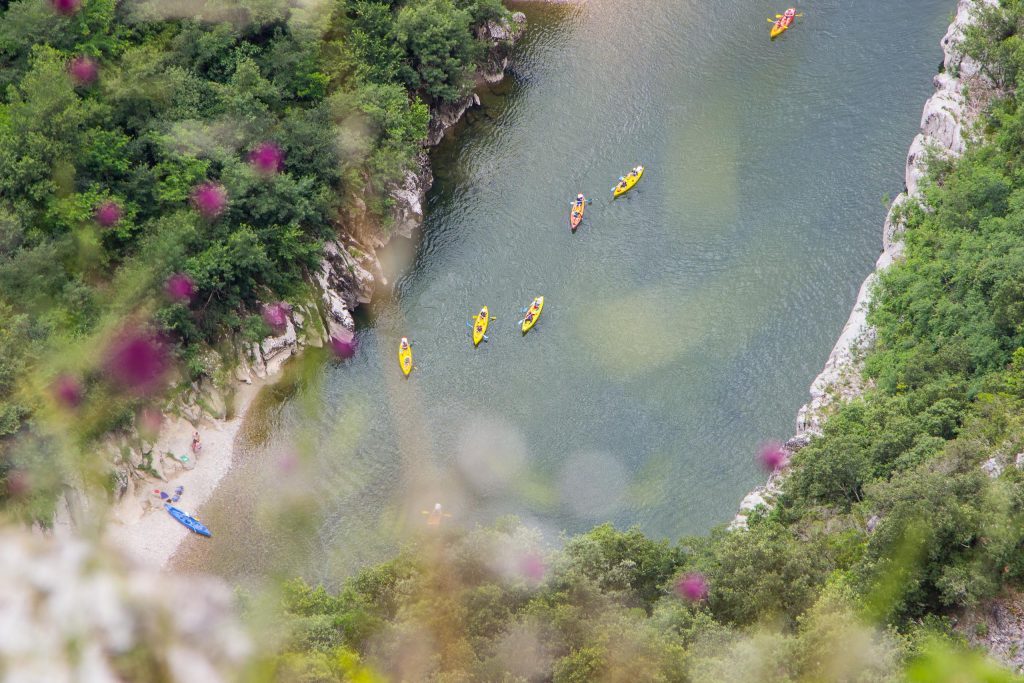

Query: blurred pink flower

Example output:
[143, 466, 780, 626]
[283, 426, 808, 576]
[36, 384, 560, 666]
[94, 201, 122, 228]
[518, 552, 546, 583]
[248, 142, 284, 175]
[137, 407, 163, 441]
[329, 331, 357, 359]
[68, 56, 98, 86]
[53, 374, 83, 408]
[758, 442, 789, 473]
[675, 573, 708, 602]
[277, 450, 299, 474]
[191, 183, 227, 219]
[164, 273, 195, 303]
[51, 0, 80, 15]
[261, 302, 290, 333]
[5, 470, 31, 500]
[105, 330, 169, 394]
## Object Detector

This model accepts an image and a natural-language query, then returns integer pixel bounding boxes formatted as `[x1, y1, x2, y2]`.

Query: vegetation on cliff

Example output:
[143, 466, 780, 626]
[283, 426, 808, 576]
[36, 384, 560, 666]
[268, 4, 1024, 680]
[0, 0, 511, 509]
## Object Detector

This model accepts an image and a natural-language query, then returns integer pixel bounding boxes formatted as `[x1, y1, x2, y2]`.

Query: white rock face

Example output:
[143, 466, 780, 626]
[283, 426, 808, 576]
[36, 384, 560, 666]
[982, 456, 1005, 478]
[922, 73, 968, 154]
[733, 0, 992, 529]
[389, 154, 434, 239]
[796, 0, 988, 440]
[317, 239, 374, 342]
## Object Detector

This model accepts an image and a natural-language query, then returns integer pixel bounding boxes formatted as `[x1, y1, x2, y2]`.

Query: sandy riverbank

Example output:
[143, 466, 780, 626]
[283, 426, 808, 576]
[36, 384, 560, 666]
[105, 376, 271, 569]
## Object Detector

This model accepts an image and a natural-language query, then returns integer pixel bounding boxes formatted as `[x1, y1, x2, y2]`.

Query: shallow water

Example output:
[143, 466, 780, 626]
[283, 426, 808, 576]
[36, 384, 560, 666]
[174, 0, 954, 582]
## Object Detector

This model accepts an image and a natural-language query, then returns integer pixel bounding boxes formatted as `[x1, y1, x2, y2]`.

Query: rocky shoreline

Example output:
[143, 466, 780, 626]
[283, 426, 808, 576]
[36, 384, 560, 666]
[731, 0, 997, 530]
[104, 12, 527, 568]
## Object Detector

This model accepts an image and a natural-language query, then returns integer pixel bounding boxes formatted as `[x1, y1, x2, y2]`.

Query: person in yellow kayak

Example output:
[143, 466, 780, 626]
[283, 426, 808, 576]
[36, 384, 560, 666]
[571, 196, 583, 220]
[400, 338, 409, 351]
[524, 298, 541, 323]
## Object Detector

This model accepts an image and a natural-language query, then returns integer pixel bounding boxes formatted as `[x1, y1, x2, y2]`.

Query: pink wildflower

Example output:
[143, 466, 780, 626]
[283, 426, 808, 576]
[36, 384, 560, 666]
[164, 273, 195, 303]
[53, 374, 83, 408]
[518, 552, 546, 583]
[329, 330, 357, 359]
[248, 142, 284, 175]
[5, 470, 31, 500]
[262, 302, 290, 333]
[94, 201, 122, 228]
[191, 183, 227, 219]
[758, 442, 789, 473]
[105, 330, 169, 395]
[68, 56, 98, 86]
[675, 573, 709, 602]
[51, 0, 80, 15]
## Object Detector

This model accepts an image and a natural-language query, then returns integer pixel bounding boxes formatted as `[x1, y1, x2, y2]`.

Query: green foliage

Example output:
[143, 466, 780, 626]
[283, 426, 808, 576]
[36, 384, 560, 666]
[394, 0, 479, 103]
[0, 0, 505, 443]
[558, 523, 681, 610]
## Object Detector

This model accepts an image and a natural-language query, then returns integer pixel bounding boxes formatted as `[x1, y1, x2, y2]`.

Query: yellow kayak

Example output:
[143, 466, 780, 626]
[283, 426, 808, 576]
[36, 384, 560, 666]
[472, 306, 490, 346]
[612, 165, 644, 198]
[398, 337, 413, 376]
[521, 296, 544, 334]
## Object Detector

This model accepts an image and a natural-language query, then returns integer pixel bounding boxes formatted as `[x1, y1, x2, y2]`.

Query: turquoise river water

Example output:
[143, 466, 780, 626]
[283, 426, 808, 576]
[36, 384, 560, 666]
[175, 0, 955, 582]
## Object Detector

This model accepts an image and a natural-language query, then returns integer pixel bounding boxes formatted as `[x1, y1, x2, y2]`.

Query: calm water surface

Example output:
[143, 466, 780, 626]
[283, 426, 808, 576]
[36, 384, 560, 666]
[175, 0, 954, 582]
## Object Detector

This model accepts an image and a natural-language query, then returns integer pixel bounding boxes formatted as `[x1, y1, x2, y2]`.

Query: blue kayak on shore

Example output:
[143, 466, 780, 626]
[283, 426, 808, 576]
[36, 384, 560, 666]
[165, 503, 211, 537]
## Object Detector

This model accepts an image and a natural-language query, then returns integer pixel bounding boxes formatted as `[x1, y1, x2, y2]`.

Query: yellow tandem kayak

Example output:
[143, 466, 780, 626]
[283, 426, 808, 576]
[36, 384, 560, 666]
[521, 296, 544, 334]
[472, 306, 491, 346]
[612, 165, 644, 198]
[398, 337, 413, 376]
[769, 9, 799, 40]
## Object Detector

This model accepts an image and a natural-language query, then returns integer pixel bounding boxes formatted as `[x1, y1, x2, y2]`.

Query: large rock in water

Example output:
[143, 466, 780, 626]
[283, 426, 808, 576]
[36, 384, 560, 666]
[388, 153, 433, 240]
[317, 240, 374, 342]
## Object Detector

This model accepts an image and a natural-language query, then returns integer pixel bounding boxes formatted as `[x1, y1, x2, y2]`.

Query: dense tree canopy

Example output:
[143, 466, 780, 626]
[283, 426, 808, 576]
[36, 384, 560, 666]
[0, 0, 507, 445]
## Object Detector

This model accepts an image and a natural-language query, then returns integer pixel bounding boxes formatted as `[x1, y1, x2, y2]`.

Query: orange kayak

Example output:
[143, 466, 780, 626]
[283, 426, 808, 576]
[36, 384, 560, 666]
[570, 194, 585, 232]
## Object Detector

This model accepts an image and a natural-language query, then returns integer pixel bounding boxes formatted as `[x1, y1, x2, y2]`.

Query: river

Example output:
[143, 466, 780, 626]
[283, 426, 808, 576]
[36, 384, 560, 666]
[173, 0, 954, 583]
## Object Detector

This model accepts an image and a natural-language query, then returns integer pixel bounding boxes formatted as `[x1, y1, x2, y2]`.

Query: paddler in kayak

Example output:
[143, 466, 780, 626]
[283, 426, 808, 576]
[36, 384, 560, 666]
[398, 337, 413, 376]
[612, 165, 644, 198]
[570, 193, 587, 231]
[471, 306, 494, 345]
[423, 502, 452, 526]
[769, 8, 801, 40]
[521, 296, 544, 333]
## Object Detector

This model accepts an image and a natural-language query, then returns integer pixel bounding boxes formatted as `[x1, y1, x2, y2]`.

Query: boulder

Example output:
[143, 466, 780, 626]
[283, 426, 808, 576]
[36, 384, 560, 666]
[982, 457, 1004, 478]
[922, 75, 967, 154]
[388, 154, 434, 239]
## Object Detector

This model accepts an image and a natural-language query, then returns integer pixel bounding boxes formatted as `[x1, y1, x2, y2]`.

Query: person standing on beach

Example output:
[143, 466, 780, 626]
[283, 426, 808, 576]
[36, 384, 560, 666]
[191, 431, 202, 456]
